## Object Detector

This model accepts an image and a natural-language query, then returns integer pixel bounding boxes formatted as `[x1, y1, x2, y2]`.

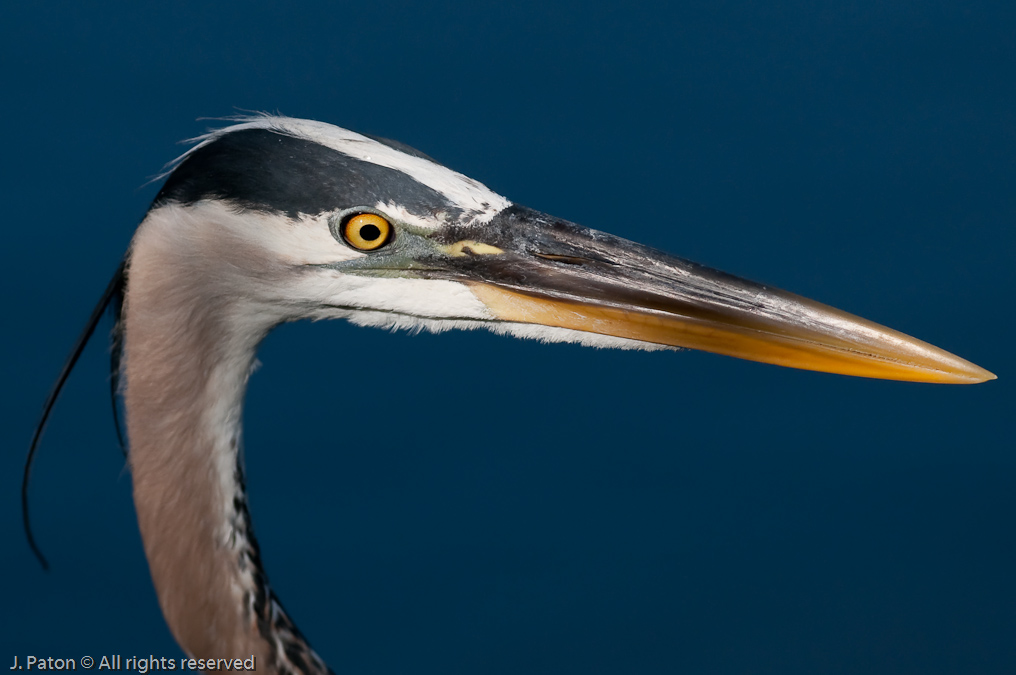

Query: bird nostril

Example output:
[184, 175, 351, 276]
[534, 253, 587, 265]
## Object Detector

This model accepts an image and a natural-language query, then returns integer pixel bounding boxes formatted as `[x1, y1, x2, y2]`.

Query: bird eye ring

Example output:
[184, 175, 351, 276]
[341, 213, 392, 251]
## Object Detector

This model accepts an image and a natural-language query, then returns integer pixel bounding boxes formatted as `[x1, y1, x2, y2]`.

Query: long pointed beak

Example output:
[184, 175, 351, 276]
[431, 206, 994, 384]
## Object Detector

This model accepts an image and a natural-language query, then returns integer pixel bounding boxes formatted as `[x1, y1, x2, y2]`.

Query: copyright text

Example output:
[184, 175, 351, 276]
[10, 656, 257, 672]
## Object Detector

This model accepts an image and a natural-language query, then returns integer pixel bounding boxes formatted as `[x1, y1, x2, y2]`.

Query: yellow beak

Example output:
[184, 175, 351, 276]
[428, 206, 994, 384]
[470, 283, 994, 384]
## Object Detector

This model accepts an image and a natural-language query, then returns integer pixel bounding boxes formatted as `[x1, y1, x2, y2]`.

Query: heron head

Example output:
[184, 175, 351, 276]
[140, 116, 993, 384]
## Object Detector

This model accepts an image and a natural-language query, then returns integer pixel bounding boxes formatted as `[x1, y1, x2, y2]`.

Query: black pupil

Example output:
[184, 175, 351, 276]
[359, 223, 382, 241]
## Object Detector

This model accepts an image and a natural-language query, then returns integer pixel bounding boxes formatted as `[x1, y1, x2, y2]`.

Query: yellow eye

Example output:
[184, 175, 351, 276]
[342, 213, 392, 251]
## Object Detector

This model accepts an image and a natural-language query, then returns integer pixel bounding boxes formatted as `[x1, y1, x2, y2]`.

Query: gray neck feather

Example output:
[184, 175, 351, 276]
[122, 206, 330, 675]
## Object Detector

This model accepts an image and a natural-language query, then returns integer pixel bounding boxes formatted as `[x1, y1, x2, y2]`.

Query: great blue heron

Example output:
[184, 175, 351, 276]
[24, 116, 994, 674]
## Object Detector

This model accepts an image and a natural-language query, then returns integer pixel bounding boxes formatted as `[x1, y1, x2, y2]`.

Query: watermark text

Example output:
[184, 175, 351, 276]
[10, 656, 257, 672]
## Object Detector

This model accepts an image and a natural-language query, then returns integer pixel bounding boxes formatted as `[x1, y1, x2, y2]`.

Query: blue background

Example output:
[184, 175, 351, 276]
[2, 1, 1014, 673]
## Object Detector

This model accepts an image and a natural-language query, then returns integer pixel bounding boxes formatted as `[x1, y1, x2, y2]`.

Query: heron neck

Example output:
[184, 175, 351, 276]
[122, 216, 328, 675]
